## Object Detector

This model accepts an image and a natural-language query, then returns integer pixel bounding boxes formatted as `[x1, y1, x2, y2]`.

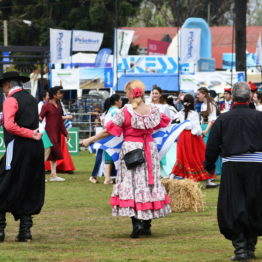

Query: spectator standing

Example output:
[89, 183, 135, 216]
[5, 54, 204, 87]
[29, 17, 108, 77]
[38, 90, 53, 161]
[174, 91, 185, 111]
[253, 91, 262, 112]
[219, 88, 233, 113]
[248, 81, 257, 109]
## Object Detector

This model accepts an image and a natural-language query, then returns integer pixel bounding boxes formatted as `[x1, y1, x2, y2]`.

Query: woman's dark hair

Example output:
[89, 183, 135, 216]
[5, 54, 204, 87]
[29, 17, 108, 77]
[152, 85, 165, 104]
[49, 86, 63, 99]
[166, 95, 176, 107]
[40, 90, 49, 101]
[197, 87, 219, 116]
[183, 94, 195, 120]
[103, 98, 111, 114]
[121, 97, 129, 108]
[110, 94, 121, 107]
[256, 91, 262, 104]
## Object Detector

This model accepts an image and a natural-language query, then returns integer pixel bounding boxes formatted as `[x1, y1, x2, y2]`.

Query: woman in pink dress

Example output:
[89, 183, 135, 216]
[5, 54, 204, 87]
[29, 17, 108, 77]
[82, 80, 171, 238]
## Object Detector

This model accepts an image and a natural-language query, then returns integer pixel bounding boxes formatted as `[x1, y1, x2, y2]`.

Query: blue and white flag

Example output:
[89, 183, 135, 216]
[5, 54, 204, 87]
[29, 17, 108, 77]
[88, 120, 190, 169]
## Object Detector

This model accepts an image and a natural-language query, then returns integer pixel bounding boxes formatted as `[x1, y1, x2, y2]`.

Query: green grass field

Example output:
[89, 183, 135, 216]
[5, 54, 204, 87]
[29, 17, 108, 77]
[0, 151, 261, 262]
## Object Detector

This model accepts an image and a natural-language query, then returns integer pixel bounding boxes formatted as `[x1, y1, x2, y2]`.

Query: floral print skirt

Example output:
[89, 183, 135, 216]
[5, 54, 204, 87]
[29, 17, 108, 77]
[110, 141, 171, 220]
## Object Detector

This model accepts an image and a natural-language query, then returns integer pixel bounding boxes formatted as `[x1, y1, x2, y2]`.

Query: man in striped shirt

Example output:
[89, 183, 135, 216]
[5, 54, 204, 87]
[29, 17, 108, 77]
[205, 81, 262, 262]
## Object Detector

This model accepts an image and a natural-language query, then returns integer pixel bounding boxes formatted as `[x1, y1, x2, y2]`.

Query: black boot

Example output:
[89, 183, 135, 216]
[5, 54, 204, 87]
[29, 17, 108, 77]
[0, 212, 6, 242]
[141, 220, 152, 236]
[246, 235, 257, 259]
[129, 217, 143, 238]
[231, 233, 249, 261]
[16, 215, 33, 242]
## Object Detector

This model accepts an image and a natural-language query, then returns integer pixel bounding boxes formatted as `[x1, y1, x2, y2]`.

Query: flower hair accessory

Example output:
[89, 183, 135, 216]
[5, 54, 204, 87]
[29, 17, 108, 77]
[131, 87, 143, 98]
[183, 102, 191, 106]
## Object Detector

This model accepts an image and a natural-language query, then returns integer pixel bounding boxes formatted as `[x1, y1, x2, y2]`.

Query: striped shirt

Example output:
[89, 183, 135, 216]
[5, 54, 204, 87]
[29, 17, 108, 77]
[222, 152, 262, 163]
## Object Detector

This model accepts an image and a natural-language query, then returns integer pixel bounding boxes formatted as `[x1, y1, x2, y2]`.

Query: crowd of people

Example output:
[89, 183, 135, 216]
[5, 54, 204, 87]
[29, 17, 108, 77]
[1, 71, 262, 261]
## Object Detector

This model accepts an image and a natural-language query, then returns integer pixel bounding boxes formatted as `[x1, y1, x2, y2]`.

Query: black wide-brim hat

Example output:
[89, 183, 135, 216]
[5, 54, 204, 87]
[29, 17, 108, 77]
[0, 71, 30, 86]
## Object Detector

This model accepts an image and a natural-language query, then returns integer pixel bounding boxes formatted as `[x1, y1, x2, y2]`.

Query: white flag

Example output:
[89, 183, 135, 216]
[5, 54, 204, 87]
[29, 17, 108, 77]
[256, 33, 262, 66]
[72, 30, 104, 52]
[116, 29, 134, 57]
[50, 28, 72, 64]
[180, 28, 201, 64]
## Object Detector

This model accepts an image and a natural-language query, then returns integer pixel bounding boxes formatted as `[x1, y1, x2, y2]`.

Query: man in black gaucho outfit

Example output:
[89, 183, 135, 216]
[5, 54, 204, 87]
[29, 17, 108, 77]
[0, 71, 44, 242]
[205, 81, 262, 262]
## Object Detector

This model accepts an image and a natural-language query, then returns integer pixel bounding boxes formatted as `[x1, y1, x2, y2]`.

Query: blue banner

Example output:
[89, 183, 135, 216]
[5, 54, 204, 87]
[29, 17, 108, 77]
[95, 48, 112, 67]
[222, 53, 257, 69]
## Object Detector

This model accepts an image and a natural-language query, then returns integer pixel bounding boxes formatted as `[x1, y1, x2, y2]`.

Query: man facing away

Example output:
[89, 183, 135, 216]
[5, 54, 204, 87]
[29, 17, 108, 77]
[0, 71, 44, 242]
[205, 81, 262, 262]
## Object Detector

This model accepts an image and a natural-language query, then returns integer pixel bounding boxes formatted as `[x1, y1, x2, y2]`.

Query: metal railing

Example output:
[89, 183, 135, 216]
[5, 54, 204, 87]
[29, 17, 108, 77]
[69, 112, 103, 139]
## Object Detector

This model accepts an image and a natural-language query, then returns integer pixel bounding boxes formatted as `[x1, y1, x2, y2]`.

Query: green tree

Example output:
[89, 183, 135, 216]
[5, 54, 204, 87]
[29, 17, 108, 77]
[129, 0, 234, 27]
[247, 0, 262, 25]
[0, 0, 143, 47]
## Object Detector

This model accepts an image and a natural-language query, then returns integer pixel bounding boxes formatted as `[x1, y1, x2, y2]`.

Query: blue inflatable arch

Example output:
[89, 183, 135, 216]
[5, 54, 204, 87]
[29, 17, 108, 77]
[182, 18, 212, 59]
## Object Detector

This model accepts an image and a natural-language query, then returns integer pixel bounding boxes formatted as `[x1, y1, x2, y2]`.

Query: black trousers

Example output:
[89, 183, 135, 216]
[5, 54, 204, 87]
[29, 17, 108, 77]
[218, 162, 262, 240]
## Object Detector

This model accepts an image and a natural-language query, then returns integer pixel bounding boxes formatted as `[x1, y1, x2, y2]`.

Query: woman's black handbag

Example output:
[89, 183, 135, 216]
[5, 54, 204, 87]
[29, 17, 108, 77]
[123, 149, 145, 169]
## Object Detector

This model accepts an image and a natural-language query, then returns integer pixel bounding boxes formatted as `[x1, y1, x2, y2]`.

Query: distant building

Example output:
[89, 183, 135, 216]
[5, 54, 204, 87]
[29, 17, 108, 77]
[121, 26, 262, 69]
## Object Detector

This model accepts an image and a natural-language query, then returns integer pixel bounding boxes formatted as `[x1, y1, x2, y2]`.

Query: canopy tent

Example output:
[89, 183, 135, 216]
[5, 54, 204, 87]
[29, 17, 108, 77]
[114, 74, 179, 92]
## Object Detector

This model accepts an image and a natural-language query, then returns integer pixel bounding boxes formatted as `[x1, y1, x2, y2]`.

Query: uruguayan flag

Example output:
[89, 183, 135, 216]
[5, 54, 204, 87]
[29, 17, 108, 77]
[89, 120, 190, 169]
[64, 113, 72, 130]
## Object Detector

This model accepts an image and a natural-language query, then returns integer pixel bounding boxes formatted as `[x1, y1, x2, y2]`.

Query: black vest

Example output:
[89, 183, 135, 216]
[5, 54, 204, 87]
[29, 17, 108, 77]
[4, 89, 39, 145]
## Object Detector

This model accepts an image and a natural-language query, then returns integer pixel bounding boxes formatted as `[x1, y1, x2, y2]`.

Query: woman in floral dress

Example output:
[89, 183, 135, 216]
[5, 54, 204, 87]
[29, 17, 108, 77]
[82, 80, 171, 238]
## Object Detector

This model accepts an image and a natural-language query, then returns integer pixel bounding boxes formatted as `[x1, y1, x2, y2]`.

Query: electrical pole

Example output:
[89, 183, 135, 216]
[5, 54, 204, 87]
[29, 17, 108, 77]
[3, 20, 8, 46]
[235, 0, 247, 77]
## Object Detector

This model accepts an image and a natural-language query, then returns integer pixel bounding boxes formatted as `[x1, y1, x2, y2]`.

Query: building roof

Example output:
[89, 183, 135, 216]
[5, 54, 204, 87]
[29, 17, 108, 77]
[122, 26, 262, 69]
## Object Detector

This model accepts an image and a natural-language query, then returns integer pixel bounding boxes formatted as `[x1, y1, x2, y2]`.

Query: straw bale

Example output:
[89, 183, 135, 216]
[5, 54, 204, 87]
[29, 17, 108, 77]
[162, 178, 204, 213]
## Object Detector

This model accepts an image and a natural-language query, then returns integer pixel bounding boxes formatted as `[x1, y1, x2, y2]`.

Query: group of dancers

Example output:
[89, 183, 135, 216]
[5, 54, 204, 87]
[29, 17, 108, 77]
[1, 72, 262, 262]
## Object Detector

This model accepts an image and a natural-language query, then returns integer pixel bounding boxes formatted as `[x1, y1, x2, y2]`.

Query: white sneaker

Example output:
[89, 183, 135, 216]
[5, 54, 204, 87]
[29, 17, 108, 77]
[49, 176, 65, 182]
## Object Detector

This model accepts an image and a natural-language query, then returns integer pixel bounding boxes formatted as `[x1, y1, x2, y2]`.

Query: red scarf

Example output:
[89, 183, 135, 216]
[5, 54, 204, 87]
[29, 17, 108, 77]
[233, 102, 248, 105]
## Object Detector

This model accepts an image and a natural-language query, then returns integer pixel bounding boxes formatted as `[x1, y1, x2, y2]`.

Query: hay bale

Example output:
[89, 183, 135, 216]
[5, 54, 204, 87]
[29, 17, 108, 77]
[162, 178, 204, 213]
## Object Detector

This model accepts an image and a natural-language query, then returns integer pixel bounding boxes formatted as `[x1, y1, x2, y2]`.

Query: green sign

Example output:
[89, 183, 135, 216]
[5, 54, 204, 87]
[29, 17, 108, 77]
[0, 127, 5, 153]
[0, 127, 79, 155]
[67, 127, 79, 155]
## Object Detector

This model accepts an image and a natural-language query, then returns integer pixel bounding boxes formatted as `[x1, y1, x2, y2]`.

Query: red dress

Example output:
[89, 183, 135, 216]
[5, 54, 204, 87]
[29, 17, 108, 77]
[40, 102, 68, 161]
[171, 110, 212, 182]
[45, 134, 75, 172]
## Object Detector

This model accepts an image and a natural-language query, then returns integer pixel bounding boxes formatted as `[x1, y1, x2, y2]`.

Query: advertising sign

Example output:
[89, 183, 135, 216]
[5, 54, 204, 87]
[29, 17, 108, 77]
[180, 28, 201, 64]
[115, 29, 134, 57]
[117, 56, 190, 74]
[50, 28, 72, 64]
[72, 30, 103, 52]
[147, 39, 169, 55]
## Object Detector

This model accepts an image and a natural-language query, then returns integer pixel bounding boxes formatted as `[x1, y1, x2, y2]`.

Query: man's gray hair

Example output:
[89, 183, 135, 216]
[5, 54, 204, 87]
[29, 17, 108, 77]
[232, 82, 251, 102]
[8, 80, 22, 88]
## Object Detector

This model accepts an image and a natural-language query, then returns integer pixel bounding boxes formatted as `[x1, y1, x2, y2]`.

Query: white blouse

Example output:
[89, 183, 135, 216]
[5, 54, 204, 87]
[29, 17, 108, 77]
[200, 102, 217, 122]
[177, 110, 202, 136]
[151, 103, 171, 118]
[256, 104, 262, 112]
